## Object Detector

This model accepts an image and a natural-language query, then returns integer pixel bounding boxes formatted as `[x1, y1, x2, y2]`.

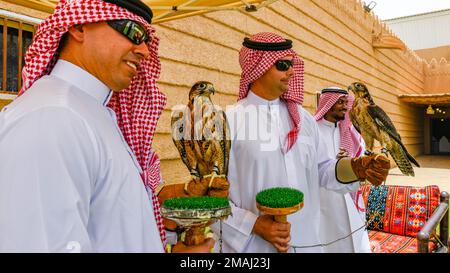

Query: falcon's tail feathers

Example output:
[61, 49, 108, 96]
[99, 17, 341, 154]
[406, 151, 420, 168]
[389, 141, 415, 177]
[394, 137, 421, 168]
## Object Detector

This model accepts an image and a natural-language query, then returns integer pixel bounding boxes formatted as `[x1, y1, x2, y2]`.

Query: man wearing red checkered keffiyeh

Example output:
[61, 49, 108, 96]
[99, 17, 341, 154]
[0, 0, 212, 253]
[215, 33, 390, 253]
[314, 86, 371, 253]
[238, 32, 304, 154]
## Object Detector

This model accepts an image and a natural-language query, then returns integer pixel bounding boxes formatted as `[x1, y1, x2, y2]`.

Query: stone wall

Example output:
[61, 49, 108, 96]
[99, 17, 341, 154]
[424, 58, 450, 94]
[153, 0, 426, 183]
[0, 0, 427, 184]
[416, 45, 450, 63]
[0, 1, 48, 20]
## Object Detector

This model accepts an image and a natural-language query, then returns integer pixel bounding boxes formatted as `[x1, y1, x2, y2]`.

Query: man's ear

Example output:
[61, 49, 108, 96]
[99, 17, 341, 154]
[66, 24, 85, 42]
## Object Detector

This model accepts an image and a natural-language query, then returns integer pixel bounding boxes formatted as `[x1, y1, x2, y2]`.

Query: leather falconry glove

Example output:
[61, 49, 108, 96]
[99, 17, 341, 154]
[185, 176, 230, 198]
[336, 154, 391, 186]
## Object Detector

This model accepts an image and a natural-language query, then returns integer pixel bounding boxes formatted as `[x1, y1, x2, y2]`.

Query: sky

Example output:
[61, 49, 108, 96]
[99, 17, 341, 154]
[364, 0, 450, 20]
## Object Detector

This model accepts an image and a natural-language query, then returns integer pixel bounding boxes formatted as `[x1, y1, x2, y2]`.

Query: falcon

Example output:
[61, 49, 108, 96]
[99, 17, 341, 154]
[348, 82, 420, 176]
[171, 81, 231, 196]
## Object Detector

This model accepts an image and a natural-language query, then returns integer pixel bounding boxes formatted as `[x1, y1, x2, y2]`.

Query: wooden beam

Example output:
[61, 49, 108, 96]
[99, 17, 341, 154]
[398, 93, 450, 105]
[2, 0, 56, 14]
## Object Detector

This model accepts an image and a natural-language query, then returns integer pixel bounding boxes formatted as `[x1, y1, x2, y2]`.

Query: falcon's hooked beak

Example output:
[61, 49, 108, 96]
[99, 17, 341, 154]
[207, 85, 215, 95]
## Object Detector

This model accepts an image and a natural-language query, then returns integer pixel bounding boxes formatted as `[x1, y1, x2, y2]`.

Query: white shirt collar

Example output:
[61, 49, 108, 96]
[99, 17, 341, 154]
[246, 90, 281, 106]
[320, 118, 340, 128]
[50, 60, 112, 105]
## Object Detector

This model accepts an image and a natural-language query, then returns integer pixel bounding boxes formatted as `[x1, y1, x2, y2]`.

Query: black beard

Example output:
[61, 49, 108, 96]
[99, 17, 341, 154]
[334, 115, 345, 121]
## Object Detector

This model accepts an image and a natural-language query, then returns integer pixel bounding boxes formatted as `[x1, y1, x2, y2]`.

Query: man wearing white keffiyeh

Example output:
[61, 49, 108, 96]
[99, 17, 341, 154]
[0, 0, 213, 253]
[315, 86, 371, 253]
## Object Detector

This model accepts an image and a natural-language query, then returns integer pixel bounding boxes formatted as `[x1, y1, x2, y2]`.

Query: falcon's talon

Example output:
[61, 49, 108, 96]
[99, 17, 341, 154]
[209, 173, 218, 188]
[185, 175, 200, 192]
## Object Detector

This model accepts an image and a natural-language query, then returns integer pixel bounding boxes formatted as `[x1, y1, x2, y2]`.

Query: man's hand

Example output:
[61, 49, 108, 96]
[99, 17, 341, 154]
[351, 154, 390, 186]
[252, 214, 291, 253]
[172, 238, 215, 253]
[187, 176, 230, 198]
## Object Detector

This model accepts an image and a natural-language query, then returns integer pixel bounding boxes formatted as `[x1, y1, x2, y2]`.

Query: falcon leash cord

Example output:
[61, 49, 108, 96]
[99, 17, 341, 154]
[290, 183, 386, 252]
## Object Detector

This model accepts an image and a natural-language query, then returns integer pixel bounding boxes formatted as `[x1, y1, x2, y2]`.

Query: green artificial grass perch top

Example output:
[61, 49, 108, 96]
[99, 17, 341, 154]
[163, 196, 230, 210]
[256, 187, 304, 208]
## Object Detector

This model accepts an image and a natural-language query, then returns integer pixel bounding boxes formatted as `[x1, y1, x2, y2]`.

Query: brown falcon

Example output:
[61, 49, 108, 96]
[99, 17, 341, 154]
[348, 82, 420, 176]
[170, 81, 231, 197]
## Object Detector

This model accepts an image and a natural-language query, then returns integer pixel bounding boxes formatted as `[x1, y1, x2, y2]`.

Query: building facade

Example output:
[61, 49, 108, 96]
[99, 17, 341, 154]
[1, 0, 444, 184]
[386, 9, 450, 156]
[385, 9, 450, 51]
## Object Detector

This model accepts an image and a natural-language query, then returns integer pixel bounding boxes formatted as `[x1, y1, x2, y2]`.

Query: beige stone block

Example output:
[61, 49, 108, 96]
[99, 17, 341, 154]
[152, 133, 180, 160]
[158, 83, 238, 110]
[157, 26, 240, 74]
[160, 159, 191, 184]
[158, 59, 239, 96]
[155, 110, 173, 134]
[157, 15, 244, 51]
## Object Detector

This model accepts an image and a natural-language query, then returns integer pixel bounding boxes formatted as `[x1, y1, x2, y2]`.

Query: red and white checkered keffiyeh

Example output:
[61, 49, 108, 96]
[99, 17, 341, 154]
[19, 0, 167, 248]
[238, 32, 304, 153]
[314, 90, 362, 157]
[314, 89, 365, 213]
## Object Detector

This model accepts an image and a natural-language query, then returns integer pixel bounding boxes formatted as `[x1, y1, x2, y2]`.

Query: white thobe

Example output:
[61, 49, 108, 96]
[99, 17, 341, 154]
[212, 91, 349, 253]
[0, 60, 164, 253]
[317, 119, 371, 253]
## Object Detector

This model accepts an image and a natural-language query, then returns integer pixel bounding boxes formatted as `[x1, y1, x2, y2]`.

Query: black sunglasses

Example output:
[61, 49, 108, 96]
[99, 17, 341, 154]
[274, 59, 294, 71]
[106, 20, 149, 45]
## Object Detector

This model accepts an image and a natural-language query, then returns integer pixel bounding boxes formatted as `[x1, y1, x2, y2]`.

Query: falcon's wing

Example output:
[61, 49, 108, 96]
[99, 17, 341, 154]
[219, 109, 231, 175]
[367, 104, 402, 144]
[367, 104, 420, 168]
[171, 107, 198, 175]
[349, 109, 362, 135]
[197, 105, 231, 176]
